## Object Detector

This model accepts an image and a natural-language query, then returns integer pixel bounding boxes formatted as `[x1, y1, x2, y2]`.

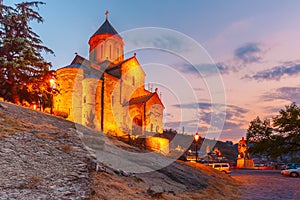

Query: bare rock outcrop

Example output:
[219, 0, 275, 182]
[0, 101, 98, 199]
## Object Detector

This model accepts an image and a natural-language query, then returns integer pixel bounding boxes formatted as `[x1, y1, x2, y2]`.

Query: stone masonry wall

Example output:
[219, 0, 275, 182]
[54, 68, 83, 123]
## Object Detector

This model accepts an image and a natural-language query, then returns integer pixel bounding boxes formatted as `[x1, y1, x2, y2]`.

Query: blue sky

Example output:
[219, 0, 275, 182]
[6, 0, 300, 142]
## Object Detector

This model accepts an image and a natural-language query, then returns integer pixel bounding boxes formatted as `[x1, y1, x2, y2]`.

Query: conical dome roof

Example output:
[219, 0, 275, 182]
[92, 19, 119, 36]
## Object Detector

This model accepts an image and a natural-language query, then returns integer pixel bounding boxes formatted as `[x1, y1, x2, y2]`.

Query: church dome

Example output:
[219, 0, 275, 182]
[92, 19, 119, 36]
[88, 11, 124, 65]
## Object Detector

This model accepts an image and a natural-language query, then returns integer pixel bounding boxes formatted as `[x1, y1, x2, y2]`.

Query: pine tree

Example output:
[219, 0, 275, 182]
[0, 1, 54, 104]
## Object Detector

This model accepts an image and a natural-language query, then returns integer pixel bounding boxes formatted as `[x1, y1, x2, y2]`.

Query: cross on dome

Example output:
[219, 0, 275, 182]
[105, 10, 109, 20]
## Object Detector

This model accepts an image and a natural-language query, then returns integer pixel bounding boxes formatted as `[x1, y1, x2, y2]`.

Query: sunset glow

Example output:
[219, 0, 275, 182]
[6, 0, 300, 142]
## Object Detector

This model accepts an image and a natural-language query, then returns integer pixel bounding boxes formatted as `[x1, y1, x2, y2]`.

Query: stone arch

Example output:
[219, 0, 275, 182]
[132, 115, 142, 136]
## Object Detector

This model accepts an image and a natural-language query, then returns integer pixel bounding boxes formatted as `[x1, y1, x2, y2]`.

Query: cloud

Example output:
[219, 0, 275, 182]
[261, 86, 300, 104]
[176, 42, 265, 77]
[174, 62, 231, 77]
[172, 102, 248, 113]
[171, 102, 248, 127]
[244, 62, 300, 81]
[234, 42, 262, 63]
[165, 102, 249, 141]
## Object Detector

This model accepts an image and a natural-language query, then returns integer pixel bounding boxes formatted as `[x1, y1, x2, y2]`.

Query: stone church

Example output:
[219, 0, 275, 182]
[53, 13, 164, 137]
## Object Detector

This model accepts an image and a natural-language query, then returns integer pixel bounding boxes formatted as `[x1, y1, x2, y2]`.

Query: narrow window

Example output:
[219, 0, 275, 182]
[92, 49, 96, 61]
[156, 126, 159, 133]
[150, 123, 153, 132]
[101, 45, 104, 58]
[109, 45, 112, 59]
[112, 95, 114, 106]
[132, 76, 135, 86]
[83, 96, 86, 103]
[117, 47, 119, 60]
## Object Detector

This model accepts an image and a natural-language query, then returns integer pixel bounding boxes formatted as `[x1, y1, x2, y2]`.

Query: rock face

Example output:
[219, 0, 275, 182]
[0, 101, 97, 199]
[0, 101, 240, 200]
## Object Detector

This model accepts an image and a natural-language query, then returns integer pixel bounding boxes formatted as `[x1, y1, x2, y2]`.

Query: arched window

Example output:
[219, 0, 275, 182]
[132, 76, 135, 86]
[156, 126, 159, 133]
[150, 123, 153, 132]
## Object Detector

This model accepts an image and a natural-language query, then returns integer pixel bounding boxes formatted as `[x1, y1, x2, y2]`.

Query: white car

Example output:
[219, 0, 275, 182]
[209, 163, 231, 174]
[281, 167, 300, 177]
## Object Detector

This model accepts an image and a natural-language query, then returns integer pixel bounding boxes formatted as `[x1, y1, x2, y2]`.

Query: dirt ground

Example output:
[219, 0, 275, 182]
[231, 170, 300, 200]
[91, 161, 240, 200]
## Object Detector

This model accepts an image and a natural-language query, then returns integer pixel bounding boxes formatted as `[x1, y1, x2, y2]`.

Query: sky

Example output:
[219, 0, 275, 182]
[6, 0, 300, 142]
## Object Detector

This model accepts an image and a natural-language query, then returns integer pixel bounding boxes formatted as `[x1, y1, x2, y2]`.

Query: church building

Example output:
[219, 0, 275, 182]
[53, 12, 164, 137]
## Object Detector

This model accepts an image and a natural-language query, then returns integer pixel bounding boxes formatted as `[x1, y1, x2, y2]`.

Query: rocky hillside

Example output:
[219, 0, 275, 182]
[0, 101, 97, 199]
[0, 101, 240, 199]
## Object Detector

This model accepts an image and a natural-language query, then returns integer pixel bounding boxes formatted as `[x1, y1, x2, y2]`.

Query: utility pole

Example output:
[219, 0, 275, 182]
[0, 0, 3, 15]
[0, 0, 3, 14]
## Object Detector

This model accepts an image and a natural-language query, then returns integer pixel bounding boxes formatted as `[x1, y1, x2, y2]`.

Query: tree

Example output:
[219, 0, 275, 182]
[246, 103, 300, 161]
[246, 116, 276, 158]
[247, 116, 273, 143]
[0, 1, 53, 104]
[273, 103, 300, 160]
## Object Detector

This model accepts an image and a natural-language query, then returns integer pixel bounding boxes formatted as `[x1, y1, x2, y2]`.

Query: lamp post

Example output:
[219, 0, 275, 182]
[194, 133, 200, 162]
[49, 78, 55, 114]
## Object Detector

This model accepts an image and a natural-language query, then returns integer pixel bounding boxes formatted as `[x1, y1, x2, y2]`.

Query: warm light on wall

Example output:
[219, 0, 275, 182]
[146, 137, 169, 155]
[49, 78, 55, 88]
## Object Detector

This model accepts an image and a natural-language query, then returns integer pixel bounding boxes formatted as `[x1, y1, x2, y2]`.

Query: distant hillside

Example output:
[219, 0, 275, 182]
[214, 141, 238, 163]
[0, 101, 240, 199]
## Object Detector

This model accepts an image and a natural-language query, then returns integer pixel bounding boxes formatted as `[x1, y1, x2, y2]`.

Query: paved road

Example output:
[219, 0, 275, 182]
[231, 170, 300, 200]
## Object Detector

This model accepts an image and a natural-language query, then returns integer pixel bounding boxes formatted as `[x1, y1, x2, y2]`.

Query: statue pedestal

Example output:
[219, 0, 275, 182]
[237, 158, 254, 168]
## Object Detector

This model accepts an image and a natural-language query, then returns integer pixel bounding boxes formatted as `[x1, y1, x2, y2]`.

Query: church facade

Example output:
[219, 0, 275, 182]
[53, 14, 164, 137]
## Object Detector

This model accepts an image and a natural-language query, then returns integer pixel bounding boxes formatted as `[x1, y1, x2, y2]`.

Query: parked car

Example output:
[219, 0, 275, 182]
[209, 163, 231, 174]
[282, 163, 300, 170]
[281, 167, 300, 177]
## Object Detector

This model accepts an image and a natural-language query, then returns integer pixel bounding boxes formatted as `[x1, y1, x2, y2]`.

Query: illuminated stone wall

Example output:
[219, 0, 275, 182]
[54, 17, 165, 140]
[145, 96, 164, 133]
[103, 73, 124, 136]
[237, 158, 255, 168]
[54, 61, 164, 137]
[82, 78, 102, 131]
[146, 137, 169, 155]
[89, 34, 124, 65]
[54, 68, 83, 124]
[121, 57, 146, 100]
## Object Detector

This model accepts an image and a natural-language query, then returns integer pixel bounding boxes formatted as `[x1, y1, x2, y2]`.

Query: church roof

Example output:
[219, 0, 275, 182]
[126, 93, 155, 106]
[125, 91, 165, 108]
[92, 19, 119, 36]
[105, 56, 136, 78]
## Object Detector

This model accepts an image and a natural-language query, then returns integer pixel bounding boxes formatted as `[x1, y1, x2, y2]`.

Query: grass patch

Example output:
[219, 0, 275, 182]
[34, 132, 58, 140]
[0, 113, 27, 138]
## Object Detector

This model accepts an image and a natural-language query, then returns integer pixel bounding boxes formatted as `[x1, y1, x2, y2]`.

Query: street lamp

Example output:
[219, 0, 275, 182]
[194, 133, 200, 162]
[49, 78, 55, 114]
